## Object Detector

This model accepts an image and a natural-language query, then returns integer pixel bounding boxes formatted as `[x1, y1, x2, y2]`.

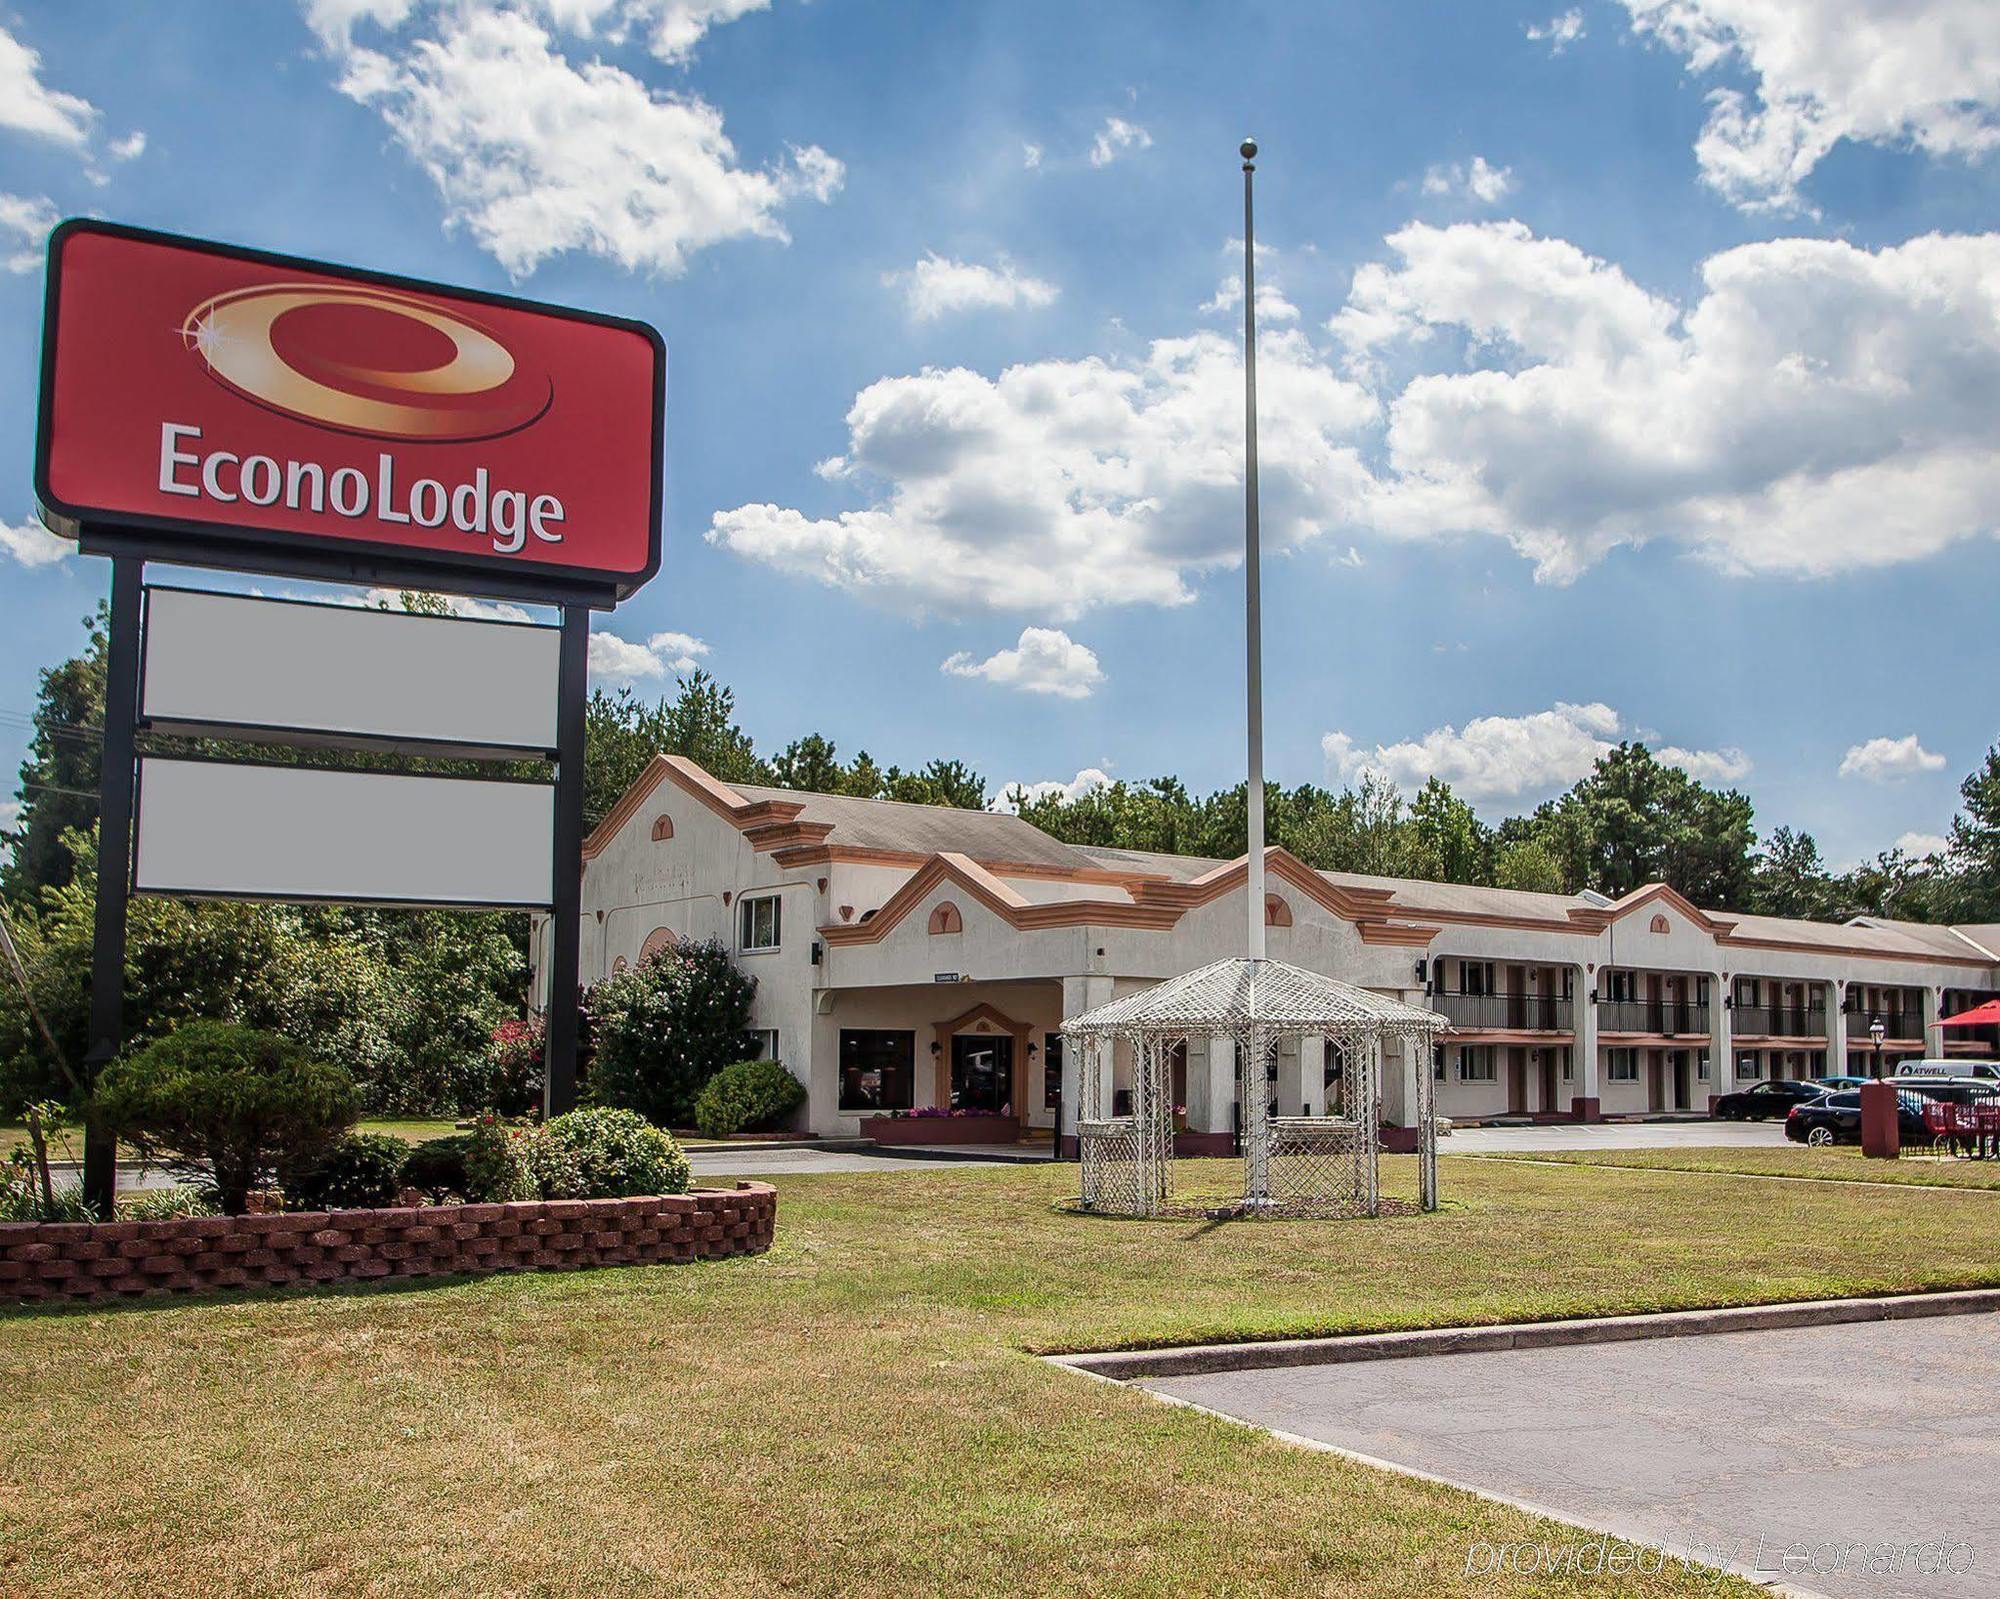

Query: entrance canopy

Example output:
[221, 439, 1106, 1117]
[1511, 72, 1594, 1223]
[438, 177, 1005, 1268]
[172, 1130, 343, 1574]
[1063, 957, 1448, 1219]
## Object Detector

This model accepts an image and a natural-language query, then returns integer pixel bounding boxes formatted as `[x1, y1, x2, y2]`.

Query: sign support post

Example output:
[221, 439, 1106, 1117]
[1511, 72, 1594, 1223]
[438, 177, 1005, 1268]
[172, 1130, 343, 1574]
[82, 553, 143, 1217]
[543, 605, 589, 1117]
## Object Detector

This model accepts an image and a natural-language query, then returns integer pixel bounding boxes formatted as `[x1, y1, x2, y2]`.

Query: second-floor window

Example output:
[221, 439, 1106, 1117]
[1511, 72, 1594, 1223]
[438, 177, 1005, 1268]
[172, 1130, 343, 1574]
[739, 893, 781, 952]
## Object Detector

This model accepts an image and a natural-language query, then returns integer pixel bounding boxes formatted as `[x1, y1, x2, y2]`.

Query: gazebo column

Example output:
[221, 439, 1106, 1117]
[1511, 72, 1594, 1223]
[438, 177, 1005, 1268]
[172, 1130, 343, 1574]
[1243, 1027, 1272, 1204]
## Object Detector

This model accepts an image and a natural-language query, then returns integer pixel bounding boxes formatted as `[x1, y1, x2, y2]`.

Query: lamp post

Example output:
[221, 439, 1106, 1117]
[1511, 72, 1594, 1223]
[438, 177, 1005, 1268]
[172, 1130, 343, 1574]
[1870, 1016, 1886, 1079]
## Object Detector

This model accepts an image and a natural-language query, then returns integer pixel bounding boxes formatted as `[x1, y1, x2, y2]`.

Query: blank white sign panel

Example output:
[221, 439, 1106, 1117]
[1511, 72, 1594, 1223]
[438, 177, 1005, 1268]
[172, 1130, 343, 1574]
[142, 587, 560, 752]
[134, 759, 553, 908]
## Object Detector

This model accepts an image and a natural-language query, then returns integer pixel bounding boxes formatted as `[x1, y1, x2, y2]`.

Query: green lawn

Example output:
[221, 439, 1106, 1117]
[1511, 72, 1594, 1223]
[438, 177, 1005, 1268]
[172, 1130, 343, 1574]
[1473, 1144, 2000, 1190]
[5, 1156, 1998, 1598]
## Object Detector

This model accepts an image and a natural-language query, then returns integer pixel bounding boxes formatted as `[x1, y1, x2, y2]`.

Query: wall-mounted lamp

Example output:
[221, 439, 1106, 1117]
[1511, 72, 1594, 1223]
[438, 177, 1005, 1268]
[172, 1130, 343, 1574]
[929, 1040, 943, 1057]
[1026, 1041, 1038, 1057]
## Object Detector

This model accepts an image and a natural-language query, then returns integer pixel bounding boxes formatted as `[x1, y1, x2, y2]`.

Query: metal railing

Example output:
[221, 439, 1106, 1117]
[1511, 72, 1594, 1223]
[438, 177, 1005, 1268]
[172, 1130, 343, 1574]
[1599, 999, 1710, 1035]
[1433, 992, 1574, 1031]
[1730, 1004, 1826, 1038]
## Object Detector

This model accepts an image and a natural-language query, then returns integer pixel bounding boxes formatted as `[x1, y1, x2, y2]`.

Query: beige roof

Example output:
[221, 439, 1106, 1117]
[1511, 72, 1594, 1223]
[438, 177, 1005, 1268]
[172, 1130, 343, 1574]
[731, 784, 1098, 871]
[1073, 844, 1232, 881]
[1322, 870, 1595, 925]
[1724, 911, 1954, 957]
[1849, 917, 2000, 962]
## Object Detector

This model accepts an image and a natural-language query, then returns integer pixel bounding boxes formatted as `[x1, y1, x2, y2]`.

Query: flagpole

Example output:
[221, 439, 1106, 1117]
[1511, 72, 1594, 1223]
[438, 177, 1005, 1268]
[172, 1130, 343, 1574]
[1241, 138, 1265, 966]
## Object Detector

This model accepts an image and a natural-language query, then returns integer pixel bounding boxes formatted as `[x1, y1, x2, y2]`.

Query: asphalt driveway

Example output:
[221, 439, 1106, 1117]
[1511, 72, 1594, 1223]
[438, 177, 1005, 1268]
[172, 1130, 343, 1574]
[1142, 1313, 2000, 1599]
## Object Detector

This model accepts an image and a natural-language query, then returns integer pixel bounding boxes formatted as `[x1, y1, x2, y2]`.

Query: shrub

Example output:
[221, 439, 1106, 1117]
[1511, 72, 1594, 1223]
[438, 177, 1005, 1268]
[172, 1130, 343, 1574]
[0, 1150, 97, 1222]
[585, 940, 756, 1127]
[93, 1020, 360, 1213]
[486, 1015, 545, 1118]
[539, 1107, 688, 1198]
[692, 1059, 806, 1139]
[461, 1117, 537, 1203]
[120, 1184, 220, 1221]
[401, 1133, 473, 1200]
[283, 1131, 412, 1211]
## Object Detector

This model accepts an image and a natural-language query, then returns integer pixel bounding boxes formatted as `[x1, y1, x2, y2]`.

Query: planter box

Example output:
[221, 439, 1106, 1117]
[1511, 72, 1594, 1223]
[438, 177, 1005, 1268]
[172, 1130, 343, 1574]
[863, 1114, 1021, 1145]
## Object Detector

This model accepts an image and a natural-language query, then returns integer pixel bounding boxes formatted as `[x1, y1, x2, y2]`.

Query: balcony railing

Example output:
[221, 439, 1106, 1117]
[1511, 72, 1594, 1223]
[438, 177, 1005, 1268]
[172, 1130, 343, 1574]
[1844, 1009, 1922, 1040]
[1730, 1004, 1826, 1038]
[1599, 999, 1711, 1036]
[1434, 992, 1574, 1031]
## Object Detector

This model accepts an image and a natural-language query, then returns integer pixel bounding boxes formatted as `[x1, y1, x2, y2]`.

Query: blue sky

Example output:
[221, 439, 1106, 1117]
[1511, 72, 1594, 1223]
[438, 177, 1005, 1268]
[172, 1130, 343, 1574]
[2, 0, 1998, 870]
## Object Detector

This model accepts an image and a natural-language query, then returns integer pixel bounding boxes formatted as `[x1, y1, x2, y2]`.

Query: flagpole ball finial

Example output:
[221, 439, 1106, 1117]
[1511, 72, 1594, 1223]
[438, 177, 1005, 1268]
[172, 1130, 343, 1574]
[1240, 137, 1258, 162]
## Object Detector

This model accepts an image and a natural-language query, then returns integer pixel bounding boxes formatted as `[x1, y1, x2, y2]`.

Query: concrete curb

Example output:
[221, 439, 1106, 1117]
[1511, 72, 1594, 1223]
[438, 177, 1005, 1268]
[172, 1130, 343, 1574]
[1049, 1287, 2000, 1381]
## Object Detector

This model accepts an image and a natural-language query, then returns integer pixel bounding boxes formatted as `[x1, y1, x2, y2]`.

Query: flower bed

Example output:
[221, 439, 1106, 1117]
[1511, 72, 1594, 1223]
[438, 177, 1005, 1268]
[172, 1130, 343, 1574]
[0, 1183, 775, 1306]
[862, 1113, 1022, 1146]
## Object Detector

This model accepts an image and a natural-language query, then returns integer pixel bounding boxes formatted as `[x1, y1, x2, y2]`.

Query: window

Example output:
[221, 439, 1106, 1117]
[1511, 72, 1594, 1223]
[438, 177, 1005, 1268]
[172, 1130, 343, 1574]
[1605, 969, 1637, 1002]
[739, 893, 781, 952]
[1737, 1054, 1759, 1080]
[1606, 1048, 1640, 1083]
[1560, 1046, 1574, 1082]
[838, 1029, 913, 1112]
[1457, 1045, 1496, 1083]
[1697, 1051, 1711, 1081]
[1043, 1033, 1063, 1110]
[1460, 961, 1493, 996]
[1432, 1045, 1446, 1082]
[748, 1028, 779, 1063]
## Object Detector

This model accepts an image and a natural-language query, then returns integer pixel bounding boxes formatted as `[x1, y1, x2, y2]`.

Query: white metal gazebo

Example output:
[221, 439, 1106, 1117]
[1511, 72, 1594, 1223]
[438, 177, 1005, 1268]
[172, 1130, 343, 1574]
[1065, 956, 1448, 1219]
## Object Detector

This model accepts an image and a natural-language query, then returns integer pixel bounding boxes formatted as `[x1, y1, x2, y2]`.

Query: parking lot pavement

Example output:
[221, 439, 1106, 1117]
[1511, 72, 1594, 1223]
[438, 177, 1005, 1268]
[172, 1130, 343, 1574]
[1142, 1313, 2000, 1599]
[1446, 1119, 1790, 1153]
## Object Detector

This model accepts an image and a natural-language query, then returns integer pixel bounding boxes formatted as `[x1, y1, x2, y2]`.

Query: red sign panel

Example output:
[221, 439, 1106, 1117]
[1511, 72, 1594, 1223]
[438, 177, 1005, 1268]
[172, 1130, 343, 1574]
[36, 221, 665, 603]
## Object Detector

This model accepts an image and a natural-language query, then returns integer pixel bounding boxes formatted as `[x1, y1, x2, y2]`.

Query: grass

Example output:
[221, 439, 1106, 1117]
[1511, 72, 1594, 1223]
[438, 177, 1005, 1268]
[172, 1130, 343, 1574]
[1473, 1144, 2000, 1190]
[5, 1156, 1999, 1598]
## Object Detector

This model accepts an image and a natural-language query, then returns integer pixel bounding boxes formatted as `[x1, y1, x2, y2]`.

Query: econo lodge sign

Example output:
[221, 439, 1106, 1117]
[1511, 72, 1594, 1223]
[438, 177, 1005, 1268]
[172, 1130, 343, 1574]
[35, 220, 665, 602]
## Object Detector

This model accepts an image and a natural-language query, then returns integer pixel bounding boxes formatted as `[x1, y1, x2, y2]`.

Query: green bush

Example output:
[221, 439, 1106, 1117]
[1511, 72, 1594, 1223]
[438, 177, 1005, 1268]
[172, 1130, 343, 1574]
[585, 940, 756, 1127]
[120, 1184, 220, 1221]
[283, 1131, 411, 1211]
[400, 1133, 473, 1200]
[692, 1059, 806, 1139]
[0, 1151, 97, 1222]
[539, 1107, 688, 1198]
[462, 1118, 537, 1203]
[93, 1020, 360, 1214]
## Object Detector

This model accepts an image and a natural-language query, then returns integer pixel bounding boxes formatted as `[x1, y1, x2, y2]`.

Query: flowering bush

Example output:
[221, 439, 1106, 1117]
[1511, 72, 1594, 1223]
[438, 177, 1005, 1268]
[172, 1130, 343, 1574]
[880, 1106, 1014, 1119]
[462, 1116, 537, 1203]
[486, 1015, 545, 1117]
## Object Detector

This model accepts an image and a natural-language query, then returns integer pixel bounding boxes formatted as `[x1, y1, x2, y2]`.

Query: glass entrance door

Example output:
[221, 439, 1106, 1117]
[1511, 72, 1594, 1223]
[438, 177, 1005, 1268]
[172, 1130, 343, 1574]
[950, 1034, 1014, 1114]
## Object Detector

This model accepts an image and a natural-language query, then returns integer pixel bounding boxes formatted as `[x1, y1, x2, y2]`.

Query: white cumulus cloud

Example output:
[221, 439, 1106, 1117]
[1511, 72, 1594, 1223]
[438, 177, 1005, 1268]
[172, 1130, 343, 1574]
[991, 767, 1113, 812]
[1527, 9, 1586, 52]
[1420, 155, 1516, 203]
[1839, 735, 1946, 782]
[310, 2, 839, 278]
[1335, 219, 2000, 584]
[0, 514, 71, 569]
[1895, 831, 1949, 859]
[0, 193, 56, 274]
[1088, 116, 1151, 167]
[941, 627, 1104, 699]
[1323, 702, 1747, 806]
[1618, 0, 2000, 212]
[0, 23, 96, 147]
[587, 627, 710, 683]
[888, 254, 1059, 320]
[709, 325, 1378, 618]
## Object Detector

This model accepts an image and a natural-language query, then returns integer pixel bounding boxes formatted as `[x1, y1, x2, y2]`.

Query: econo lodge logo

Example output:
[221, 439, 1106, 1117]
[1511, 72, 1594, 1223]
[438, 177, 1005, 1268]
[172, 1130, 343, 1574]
[158, 282, 569, 555]
[179, 283, 553, 442]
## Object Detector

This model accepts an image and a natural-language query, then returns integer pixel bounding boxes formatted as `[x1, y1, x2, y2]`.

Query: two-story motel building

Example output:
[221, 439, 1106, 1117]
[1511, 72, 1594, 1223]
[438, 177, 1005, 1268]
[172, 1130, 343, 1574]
[535, 755, 2000, 1144]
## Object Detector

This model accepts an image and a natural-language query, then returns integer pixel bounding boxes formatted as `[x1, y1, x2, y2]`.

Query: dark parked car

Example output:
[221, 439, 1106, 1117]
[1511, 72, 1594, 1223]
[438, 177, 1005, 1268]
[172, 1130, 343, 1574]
[1785, 1087, 1949, 1147]
[1714, 1079, 1829, 1120]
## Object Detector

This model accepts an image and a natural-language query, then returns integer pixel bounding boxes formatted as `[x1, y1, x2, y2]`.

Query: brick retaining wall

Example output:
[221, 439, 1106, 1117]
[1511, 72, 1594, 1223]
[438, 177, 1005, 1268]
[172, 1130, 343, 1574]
[0, 1182, 776, 1306]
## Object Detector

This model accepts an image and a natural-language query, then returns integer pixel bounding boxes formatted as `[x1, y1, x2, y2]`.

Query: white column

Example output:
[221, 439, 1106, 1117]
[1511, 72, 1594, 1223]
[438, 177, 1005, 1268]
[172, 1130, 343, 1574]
[1826, 982, 1848, 1077]
[1203, 1032, 1235, 1136]
[1708, 973, 1730, 1113]
[1299, 1034, 1326, 1116]
[1576, 965, 1600, 1119]
[1925, 986, 1946, 1058]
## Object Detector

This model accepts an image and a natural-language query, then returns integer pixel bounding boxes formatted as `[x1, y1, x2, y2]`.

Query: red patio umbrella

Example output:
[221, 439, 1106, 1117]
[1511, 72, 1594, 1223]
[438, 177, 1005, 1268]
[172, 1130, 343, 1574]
[1938, 999, 2000, 1027]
